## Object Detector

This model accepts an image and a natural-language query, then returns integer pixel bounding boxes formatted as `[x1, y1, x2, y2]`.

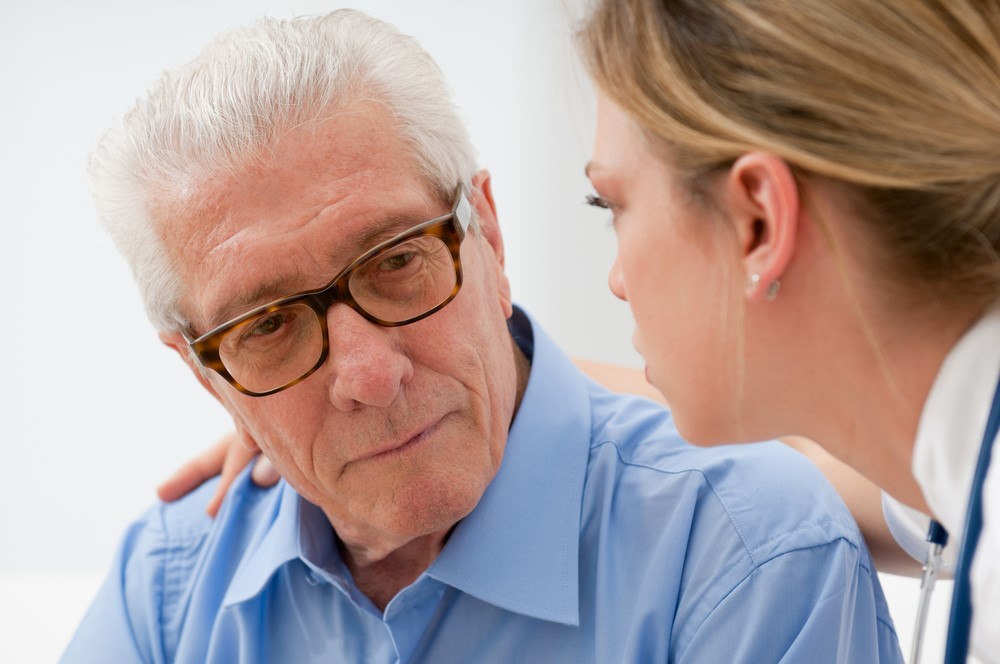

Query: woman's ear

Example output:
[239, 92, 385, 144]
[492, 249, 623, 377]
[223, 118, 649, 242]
[724, 153, 800, 301]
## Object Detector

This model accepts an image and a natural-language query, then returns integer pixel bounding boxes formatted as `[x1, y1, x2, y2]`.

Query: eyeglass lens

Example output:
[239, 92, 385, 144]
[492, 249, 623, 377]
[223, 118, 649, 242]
[217, 232, 457, 393]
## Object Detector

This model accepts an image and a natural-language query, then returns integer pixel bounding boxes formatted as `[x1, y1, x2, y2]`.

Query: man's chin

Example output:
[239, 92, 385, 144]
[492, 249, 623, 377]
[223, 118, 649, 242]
[382, 476, 483, 536]
[315, 468, 485, 549]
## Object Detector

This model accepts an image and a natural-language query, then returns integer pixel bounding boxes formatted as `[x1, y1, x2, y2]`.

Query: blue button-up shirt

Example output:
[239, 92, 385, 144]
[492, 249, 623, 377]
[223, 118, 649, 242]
[63, 307, 903, 663]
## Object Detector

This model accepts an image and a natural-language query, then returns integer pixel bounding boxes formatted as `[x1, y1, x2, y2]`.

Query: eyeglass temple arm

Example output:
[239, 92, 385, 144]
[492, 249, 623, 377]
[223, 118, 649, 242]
[455, 192, 472, 236]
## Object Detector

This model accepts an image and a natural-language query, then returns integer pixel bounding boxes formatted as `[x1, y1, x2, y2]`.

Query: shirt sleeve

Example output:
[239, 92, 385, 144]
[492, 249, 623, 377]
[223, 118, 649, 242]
[59, 509, 167, 664]
[676, 539, 904, 664]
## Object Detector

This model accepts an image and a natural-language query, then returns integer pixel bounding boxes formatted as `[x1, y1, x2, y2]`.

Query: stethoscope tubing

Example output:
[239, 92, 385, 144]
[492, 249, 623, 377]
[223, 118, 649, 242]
[941, 372, 1000, 663]
[910, 521, 948, 664]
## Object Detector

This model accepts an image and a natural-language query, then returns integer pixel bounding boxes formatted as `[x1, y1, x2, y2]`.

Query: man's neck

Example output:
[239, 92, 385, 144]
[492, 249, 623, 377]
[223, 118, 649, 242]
[511, 336, 532, 415]
[340, 528, 451, 611]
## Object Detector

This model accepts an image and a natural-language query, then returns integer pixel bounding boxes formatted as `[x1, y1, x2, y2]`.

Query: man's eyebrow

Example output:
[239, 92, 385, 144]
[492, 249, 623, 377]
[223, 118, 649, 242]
[205, 277, 305, 333]
[204, 211, 435, 332]
[317, 211, 437, 277]
[349, 212, 432, 254]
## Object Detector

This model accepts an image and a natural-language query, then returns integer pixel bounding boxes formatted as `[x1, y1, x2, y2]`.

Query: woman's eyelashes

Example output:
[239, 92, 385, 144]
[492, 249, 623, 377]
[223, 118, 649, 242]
[586, 193, 620, 228]
[585, 193, 610, 210]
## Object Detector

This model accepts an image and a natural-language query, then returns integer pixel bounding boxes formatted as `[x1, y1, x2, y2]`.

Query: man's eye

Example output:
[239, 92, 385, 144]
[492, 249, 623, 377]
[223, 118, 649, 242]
[247, 313, 289, 338]
[379, 251, 416, 271]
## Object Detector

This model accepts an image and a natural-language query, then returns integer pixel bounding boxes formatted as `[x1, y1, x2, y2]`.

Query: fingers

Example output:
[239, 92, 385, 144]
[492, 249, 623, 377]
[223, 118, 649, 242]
[156, 437, 230, 503]
[156, 426, 273, 519]
[205, 437, 259, 517]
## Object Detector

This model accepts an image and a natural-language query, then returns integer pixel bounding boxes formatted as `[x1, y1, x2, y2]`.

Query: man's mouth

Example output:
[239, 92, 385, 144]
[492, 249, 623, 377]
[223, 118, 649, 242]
[359, 417, 444, 462]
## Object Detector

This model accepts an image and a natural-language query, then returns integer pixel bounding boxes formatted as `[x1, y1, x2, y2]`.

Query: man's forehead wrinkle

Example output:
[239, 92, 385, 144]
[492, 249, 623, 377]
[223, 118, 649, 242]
[195, 206, 345, 329]
[203, 280, 275, 331]
[163, 174, 243, 262]
[181, 165, 361, 325]
[333, 208, 439, 255]
[147, 184, 230, 326]
[202, 198, 435, 327]
[166, 99, 437, 333]
[289, 99, 401, 171]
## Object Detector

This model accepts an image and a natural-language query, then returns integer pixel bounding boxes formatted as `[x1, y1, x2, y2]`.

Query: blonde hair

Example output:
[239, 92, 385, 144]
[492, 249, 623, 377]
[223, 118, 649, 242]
[580, 0, 1000, 307]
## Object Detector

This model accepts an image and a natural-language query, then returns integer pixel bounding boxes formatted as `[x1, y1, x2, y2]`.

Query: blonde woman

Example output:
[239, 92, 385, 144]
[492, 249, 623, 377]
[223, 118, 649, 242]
[578, 1, 999, 661]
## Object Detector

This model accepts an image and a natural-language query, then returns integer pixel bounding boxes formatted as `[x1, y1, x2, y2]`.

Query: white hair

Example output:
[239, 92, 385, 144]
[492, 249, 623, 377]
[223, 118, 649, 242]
[90, 9, 479, 332]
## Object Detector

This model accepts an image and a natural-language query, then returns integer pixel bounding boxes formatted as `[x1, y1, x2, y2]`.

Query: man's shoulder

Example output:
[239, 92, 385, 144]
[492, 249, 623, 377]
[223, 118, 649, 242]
[125, 471, 282, 599]
[117, 469, 285, 600]
[149, 477, 221, 542]
[147, 469, 279, 545]
[112, 478, 222, 576]
[583, 386, 864, 561]
[574, 386, 898, 661]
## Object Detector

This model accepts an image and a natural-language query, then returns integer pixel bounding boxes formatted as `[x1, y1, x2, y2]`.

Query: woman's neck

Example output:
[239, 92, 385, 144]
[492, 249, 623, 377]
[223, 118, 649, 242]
[800, 302, 983, 514]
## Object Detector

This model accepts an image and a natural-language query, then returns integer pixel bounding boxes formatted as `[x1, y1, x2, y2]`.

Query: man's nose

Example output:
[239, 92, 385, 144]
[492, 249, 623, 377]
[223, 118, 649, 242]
[324, 304, 414, 412]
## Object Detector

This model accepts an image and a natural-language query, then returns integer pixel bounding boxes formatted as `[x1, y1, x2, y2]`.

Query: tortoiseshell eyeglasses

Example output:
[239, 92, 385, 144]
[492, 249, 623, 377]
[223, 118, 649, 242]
[183, 189, 472, 397]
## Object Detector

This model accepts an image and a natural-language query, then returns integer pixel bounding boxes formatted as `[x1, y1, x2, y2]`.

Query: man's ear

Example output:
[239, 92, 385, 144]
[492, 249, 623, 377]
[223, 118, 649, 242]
[469, 169, 513, 317]
[470, 169, 503, 265]
[724, 153, 800, 301]
[159, 330, 224, 404]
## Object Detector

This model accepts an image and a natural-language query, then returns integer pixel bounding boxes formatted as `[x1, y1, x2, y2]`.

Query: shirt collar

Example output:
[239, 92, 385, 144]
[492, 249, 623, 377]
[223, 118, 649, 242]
[222, 478, 371, 609]
[222, 477, 302, 607]
[221, 306, 591, 626]
[426, 307, 589, 626]
[913, 301, 1000, 538]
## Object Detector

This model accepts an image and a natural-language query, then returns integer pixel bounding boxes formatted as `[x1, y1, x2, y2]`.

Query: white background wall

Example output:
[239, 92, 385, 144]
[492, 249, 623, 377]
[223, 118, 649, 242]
[0, 1, 950, 661]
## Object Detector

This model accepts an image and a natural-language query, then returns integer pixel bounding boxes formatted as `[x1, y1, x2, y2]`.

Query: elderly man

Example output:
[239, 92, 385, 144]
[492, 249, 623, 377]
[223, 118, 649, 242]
[64, 10, 903, 663]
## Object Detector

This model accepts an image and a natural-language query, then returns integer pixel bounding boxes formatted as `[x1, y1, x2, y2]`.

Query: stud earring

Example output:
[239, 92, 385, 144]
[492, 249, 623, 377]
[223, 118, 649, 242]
[746, 273, 781, 301]
[764, 279, 781, 302]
